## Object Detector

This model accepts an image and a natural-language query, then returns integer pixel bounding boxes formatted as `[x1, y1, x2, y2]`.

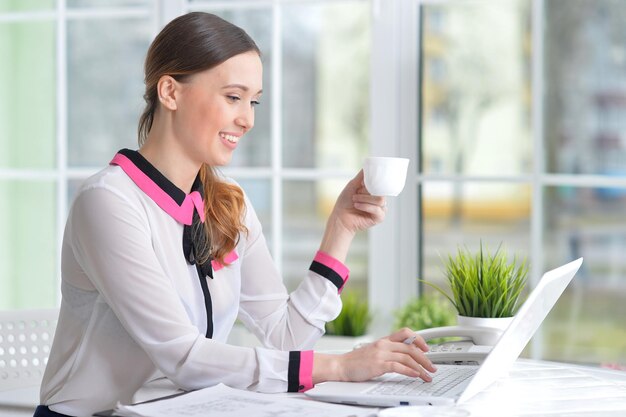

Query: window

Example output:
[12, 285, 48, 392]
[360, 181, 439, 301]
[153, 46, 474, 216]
[0, 1, 154, 309]
[3, 0, 623, 368]
[414, 0, 626, 365]
[0, 0, 371, 308]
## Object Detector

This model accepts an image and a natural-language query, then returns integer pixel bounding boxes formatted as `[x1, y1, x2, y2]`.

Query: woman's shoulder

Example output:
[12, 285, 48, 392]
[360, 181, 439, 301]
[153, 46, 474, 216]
[68, 165, 154, 233]
[72, 164, 144, 207]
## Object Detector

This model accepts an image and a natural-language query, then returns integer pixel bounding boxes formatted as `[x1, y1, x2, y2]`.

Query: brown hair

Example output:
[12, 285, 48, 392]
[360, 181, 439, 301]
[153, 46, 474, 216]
[139, 12, 259, 265]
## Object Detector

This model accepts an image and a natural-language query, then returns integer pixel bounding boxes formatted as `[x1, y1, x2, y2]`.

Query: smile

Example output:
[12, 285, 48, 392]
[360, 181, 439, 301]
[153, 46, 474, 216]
[220, 133, 240, 144]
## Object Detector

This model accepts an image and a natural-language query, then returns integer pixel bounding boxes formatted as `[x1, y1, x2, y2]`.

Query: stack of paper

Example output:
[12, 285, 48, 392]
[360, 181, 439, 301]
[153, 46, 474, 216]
[113, 384, 376, 417]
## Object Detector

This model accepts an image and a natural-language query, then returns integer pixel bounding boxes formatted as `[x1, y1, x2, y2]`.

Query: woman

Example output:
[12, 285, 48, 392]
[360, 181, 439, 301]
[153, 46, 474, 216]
[37, 12, 435, 417]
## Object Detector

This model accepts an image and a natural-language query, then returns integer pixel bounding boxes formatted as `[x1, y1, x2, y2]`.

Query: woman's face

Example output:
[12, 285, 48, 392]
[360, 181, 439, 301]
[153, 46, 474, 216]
[173, 51, 263, 167]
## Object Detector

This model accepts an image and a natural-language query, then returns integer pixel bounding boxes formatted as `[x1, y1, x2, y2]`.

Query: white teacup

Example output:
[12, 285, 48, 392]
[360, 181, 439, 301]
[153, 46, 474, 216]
[363, 157, 410, 197]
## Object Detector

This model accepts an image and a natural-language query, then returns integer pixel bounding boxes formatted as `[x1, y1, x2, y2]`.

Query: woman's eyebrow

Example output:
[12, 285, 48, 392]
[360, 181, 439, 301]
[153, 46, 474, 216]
[222, 84, 263, 95]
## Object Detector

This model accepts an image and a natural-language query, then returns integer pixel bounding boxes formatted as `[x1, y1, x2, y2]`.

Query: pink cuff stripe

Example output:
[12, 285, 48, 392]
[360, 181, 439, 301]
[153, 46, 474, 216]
[314, 251, 349, 280]
[298, 350, 314, 392]
[313, 251, 350, 292]
[111, 153, 204, 226]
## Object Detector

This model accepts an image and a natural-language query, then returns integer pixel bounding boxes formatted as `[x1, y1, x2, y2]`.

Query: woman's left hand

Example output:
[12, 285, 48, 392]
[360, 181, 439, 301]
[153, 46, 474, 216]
[318, 170, 386, 262]
[331, 170, 386, 234]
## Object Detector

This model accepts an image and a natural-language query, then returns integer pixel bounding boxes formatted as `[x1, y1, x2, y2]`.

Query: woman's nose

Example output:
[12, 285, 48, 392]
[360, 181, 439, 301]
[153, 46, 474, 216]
[236, 107, 255, 131]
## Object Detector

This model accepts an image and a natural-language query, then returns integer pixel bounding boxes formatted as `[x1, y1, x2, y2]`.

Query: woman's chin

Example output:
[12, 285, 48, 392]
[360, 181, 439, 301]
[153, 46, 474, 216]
[206, 154, 233, 167]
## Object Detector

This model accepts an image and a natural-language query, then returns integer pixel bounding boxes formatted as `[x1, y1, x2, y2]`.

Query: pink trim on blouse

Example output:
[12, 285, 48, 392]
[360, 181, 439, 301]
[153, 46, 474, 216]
[211, 250, 239, 272]
[298, 350, 314, 392]
[110, 153, 205, 225]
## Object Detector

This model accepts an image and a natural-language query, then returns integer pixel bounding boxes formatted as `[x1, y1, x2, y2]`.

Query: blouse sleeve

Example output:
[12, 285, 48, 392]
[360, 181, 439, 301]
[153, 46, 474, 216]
[69, 186, 313, 393]
[237, 196, 350, 372]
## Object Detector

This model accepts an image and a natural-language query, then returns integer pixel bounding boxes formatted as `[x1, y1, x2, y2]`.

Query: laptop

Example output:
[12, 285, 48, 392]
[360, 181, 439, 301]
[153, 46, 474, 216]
[305, 258, 583, 407]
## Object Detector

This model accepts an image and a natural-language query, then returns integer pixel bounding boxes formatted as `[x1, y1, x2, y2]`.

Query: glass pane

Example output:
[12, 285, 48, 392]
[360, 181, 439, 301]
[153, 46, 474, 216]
[283, 180, 368, 295]
[67, 0, 151, 7]
[282, 1, 370, 170]
[235, 179, 272, 249]
[0, 0, 54, 12]
[67, 17, 152, 167]
[0, 21, 55, 169]
[542, 186, 626, 365]
[0, 180, 57, 309]
[545, 0, 626, 175]
[420, 0, 532, 176]
[212, 9, 272, 168]
[421, 181, 531, 291]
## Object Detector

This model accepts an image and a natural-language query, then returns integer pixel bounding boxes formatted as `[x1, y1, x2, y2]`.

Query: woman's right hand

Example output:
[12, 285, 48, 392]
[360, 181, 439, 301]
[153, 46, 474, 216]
[312, 328, 437, 385]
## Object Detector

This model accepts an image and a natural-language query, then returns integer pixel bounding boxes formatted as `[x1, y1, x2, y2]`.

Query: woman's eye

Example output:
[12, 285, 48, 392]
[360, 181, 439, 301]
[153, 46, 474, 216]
[227, 95, 240, 102]
[251, 100, 260, 107]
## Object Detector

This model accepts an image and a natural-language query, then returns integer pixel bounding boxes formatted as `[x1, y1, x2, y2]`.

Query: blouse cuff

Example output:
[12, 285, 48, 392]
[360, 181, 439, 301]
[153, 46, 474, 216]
[309, 250, 350, 293]
[287, 351, 314, 392]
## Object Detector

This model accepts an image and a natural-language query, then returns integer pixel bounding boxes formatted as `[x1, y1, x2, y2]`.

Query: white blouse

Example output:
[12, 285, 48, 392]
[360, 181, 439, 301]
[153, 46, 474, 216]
[40, 149, 349, 416]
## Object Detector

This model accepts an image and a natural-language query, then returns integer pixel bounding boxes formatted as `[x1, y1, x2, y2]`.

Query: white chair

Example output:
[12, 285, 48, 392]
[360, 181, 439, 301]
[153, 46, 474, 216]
[0, 308, 58, 391]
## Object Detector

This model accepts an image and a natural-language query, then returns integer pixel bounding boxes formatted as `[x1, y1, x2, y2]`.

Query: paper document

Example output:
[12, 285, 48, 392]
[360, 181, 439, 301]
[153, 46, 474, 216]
[114, 383, 375, 417]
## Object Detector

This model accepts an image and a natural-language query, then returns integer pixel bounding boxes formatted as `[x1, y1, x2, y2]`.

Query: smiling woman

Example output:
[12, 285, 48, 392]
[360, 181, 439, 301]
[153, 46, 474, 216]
[137, 13, 262, 267]
[33, 11, 433, 417]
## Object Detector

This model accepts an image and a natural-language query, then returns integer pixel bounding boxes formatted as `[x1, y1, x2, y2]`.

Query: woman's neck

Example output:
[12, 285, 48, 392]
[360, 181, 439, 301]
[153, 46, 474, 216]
[139, 135, 201, 194]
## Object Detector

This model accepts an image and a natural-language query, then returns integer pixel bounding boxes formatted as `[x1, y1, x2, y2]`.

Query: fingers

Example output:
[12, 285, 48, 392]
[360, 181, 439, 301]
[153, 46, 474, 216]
[399, 341, 437, 374]
[352, 194, 387, 213]
[388, 328, 437, 373]
[389, 328, 427, 348]
[340, 335, 437, 383]
[384, 337, 437, 374]
[386, 352, 433, 382]
[372, 338, 437, 380]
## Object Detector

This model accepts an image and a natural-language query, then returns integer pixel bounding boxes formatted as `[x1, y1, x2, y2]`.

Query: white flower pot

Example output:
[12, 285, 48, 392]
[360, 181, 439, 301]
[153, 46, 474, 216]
[455, 315, 513, 345]
[456, 315, 513, 331]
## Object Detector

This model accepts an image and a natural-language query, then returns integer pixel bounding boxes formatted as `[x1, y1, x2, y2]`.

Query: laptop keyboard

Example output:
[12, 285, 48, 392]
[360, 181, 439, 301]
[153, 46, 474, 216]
[365, 365, 479, 397]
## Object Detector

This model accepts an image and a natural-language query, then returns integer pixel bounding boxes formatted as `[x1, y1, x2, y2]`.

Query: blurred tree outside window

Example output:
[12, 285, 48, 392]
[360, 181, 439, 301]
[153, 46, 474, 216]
[419, 0, 626, 366]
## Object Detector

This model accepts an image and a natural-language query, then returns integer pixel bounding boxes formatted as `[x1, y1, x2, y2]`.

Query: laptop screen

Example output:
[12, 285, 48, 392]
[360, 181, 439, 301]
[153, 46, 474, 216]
[458, 258, 583, 403]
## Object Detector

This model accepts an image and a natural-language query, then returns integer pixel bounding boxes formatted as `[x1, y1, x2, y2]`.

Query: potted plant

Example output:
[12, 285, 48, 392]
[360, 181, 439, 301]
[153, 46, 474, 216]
[422, 242, 529, 330]
[314, 290, 372, 351]
[394, 294, 456, 344]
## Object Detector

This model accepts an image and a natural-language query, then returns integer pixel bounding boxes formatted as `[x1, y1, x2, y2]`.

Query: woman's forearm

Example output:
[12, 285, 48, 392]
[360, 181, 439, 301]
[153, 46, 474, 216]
[318, 216, 356, 264]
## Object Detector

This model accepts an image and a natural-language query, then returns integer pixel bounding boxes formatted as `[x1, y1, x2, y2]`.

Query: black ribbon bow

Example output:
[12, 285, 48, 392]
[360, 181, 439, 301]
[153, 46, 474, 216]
[183, 209, 213, 279]
[182, 177, 213, 279]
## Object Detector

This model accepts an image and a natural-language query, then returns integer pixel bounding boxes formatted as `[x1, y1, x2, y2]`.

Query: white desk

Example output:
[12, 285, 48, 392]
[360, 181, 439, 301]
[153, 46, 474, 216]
[2, 359, 625, 417]
[459, 359, 626, 416]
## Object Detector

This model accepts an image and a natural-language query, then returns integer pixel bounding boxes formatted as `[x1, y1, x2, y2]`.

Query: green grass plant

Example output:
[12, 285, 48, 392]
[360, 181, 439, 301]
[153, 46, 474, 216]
[422, 243, 529, 318]
[394, 294, 456, 343]
[326, 291, 371, 337]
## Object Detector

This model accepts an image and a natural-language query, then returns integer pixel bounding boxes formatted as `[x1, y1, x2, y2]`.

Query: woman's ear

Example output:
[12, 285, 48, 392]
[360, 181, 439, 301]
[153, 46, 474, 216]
[157, 75, 178, 111]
